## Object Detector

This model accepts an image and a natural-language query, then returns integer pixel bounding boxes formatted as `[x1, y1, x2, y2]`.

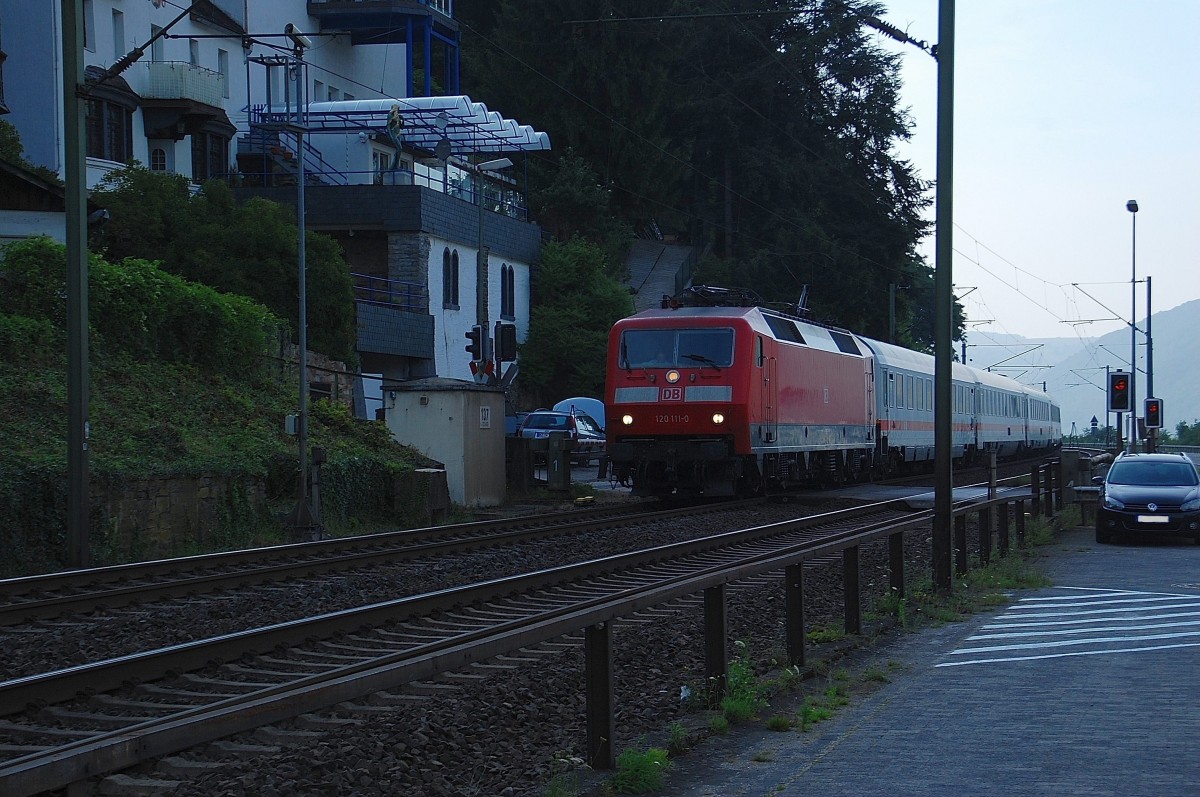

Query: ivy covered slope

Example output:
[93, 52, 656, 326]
[0, 237, 432, 573]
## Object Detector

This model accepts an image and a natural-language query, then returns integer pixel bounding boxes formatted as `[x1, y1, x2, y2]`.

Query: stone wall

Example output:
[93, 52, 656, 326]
[275, 342, 356, 408]
[99, 474, 267, 556]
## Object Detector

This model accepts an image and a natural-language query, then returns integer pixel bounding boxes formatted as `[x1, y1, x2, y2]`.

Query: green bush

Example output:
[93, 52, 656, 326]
[0, 237, 280, 375]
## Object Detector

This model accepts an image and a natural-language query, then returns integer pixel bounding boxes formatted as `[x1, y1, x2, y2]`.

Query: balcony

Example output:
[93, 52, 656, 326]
[142, 62, 226, 107]
[306, 1, 457, 47]
[140, 62, 233, 142]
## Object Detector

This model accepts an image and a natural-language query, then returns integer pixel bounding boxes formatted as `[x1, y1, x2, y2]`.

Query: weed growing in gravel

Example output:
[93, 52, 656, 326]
[797, 683, 850, 731]
[752, 748, 776, 762]
[542, 773, 583, 797]
[710, 715, 731, 734]
[765, 714, 794, 731]
[874, 588, 909, 628]
[861, 664, 892, 684]
[667, 722, 689, 754]
[720, 641, 768, 724]
[611, 745, 670, 794]
[806, 625, 846, 644]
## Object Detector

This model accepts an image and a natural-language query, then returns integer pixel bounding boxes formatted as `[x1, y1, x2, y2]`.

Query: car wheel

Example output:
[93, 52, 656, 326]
[1095, 525, 1113, 545]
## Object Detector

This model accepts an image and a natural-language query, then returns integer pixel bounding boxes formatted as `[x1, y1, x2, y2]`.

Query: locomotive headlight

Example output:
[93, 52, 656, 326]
[621, 414, 634, 426]
[712, 413, 725, 424]
[666, 370, 681, 384]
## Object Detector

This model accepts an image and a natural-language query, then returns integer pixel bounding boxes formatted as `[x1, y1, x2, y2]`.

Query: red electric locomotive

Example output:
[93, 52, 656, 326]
[605, 290, 877, 497]
[605, 287, 1062, 498]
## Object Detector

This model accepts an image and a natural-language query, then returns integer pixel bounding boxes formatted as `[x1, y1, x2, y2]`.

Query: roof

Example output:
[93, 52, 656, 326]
[256, 95, 551, 155]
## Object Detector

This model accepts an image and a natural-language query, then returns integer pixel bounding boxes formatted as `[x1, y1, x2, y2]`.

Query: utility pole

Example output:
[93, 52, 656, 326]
[63, 0, 89, 568]
[932, 0, 955, 593]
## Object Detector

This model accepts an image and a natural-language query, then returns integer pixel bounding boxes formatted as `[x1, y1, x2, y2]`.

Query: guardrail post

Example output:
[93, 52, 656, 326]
[584, 622, 615, 770]
[978, 506, 992, 566]
[954, 513, 968, 576]
[888, 531, 905, 599]
[998, 502, 1010, 557]
[1043, 463, 1054, 517]
[704, 585, 728, 705]
[1054, 457, 1065, 512]
[843, 546, 861, 635]
[1030, 464, 1042, 518]
[784, 563, 805, 667]
[1016, 498, 1026, 546]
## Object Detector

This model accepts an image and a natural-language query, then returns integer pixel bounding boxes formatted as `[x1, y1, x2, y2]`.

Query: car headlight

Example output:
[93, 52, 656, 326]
[1181, 497, 1200, 512]
[1103, 494, 1125, 510]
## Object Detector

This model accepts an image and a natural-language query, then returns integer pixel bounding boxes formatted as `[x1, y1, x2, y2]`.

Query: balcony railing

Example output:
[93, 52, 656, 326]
[143, 61, 226, 107]
[307, 0, 453, 16]
[353, 272, 428, 313]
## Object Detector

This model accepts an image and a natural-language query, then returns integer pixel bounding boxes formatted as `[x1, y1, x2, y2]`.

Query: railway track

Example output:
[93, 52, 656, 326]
[0, 499, 927, 796]
[0, 499, 746, 627]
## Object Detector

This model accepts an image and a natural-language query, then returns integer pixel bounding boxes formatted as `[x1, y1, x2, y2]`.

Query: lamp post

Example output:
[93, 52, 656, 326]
[1126, 199, 1138, 452]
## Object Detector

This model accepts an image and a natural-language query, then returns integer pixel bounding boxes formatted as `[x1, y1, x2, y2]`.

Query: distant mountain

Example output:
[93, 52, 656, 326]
[969, 299, 1200, 437]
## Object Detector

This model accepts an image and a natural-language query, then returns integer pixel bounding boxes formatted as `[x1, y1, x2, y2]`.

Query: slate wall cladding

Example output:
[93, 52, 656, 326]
[358, 302, 434, 358]
[236, 183, 540, 369]
[240, 185, 542, 263]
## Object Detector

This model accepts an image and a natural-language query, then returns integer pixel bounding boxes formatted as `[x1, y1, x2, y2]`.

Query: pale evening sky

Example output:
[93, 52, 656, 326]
[876, 1, 1200, 345]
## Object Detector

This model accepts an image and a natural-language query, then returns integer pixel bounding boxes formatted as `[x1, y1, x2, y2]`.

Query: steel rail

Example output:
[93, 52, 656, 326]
[0, 500, 930, 796]
[0, 499, 894, 714]
[0, 499, 751, 626]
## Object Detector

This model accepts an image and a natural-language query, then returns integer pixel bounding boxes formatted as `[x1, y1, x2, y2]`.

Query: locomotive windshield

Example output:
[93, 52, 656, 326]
[619, 328, 734, 369]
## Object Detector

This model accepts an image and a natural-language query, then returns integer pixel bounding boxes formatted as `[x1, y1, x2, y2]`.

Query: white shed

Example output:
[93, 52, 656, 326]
[384, 378, 506, 508]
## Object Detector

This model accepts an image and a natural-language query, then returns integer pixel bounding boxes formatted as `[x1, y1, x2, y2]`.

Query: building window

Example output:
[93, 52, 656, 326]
[86, 99, 133, 163]
[150, 25, 164, 62]
[111, 10, 124, 62]
[442, 248, 460, 308]
[217, 49, 230, 98]
[191, 130, 230, 183]
[83, 0, 95, 52]
[189, 38, 199, 66]
[150, 147, 167, 171]
[500, 264, 515, 319]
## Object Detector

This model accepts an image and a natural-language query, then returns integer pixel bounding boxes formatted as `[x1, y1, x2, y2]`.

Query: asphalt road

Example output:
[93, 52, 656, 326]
[653, 524, 1200, 797]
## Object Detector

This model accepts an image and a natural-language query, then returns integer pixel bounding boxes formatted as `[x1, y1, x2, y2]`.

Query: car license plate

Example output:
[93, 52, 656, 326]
[1137, 515, 1169, 524]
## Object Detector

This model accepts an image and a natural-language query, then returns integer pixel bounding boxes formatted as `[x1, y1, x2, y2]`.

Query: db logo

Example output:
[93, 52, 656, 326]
[661, 387, 683, 401]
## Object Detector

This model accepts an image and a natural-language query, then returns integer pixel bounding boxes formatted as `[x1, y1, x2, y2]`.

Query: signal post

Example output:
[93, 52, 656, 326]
[1108, 371, 1130, 453]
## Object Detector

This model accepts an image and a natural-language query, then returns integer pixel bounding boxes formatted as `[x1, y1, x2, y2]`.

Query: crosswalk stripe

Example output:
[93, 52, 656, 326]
[936, 586, 1200, 667]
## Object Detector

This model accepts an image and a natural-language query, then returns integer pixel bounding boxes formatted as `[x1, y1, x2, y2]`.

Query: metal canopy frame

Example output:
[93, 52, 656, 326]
[253, 95, 551, 155]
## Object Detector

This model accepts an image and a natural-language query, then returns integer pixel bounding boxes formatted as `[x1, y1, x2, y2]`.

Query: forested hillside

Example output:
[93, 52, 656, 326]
[456, 0, 960, 349]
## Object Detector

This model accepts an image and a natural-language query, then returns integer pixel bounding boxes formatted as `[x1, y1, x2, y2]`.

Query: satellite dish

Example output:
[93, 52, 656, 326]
[434, 138, 452, 161]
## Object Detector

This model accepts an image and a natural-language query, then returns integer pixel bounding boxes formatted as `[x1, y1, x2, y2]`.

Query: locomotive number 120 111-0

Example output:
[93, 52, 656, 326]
[655, 414, 690, 424]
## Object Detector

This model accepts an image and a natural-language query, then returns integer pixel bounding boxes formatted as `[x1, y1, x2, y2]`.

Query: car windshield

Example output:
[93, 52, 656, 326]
[524, 414, 571, 431]
[1107, 460, 1200, 487]
[574, 414, 601, 435]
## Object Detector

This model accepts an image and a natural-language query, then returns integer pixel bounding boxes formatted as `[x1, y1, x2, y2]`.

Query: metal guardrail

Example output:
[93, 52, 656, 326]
[0, 478, 1060, 793]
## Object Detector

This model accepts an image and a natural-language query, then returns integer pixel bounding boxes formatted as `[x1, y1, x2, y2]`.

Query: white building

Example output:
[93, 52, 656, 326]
[0, 0, 548, 402]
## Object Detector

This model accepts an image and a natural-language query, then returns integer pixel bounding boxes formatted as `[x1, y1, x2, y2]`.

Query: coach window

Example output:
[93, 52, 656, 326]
[756, 336, 764, 367]
[905, 375, 914, 409]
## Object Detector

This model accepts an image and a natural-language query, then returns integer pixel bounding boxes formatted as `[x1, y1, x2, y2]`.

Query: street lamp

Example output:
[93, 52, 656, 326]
[1126, 199, 1138, 451]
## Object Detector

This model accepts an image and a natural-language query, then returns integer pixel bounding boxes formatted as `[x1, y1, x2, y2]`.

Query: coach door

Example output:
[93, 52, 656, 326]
[758, 336, 777, 443]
